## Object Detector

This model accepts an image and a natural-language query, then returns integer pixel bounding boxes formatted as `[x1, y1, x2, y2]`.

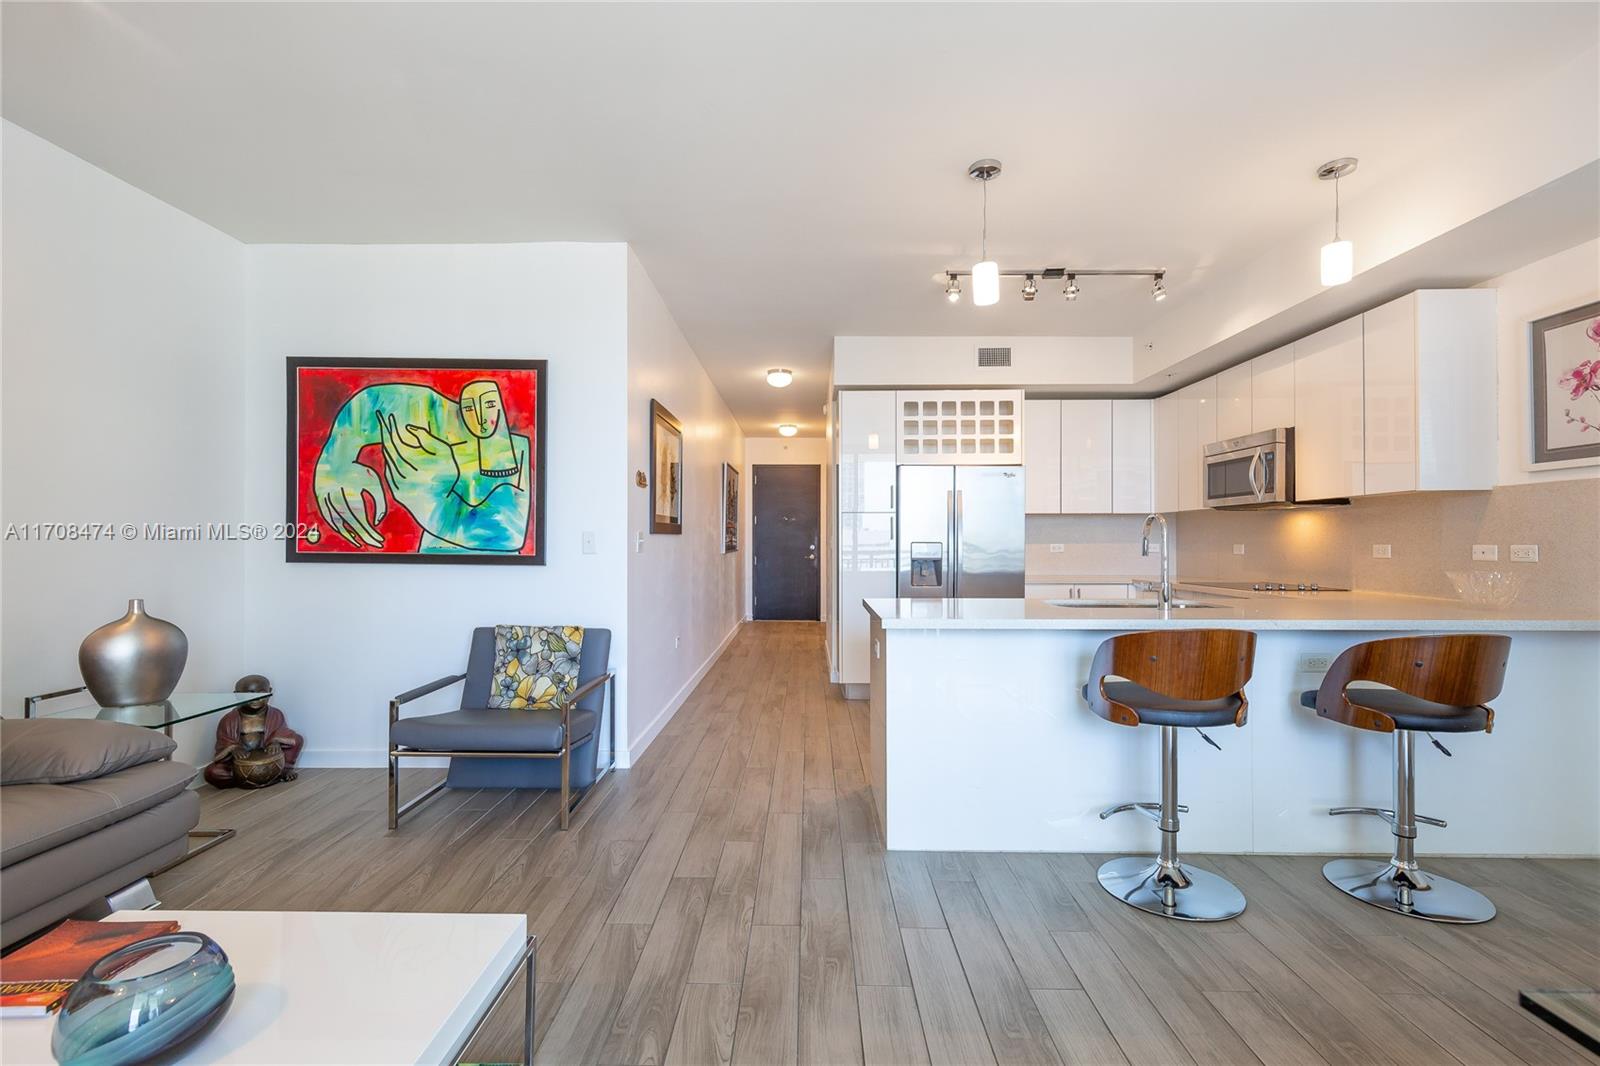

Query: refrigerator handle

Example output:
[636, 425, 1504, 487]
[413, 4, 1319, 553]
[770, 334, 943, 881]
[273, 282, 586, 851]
[946, 489, 957, 597]
[953, 489, 964, 598]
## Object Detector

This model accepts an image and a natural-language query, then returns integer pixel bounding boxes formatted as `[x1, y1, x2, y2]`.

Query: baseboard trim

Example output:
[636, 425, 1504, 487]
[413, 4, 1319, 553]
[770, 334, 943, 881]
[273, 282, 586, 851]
[624, 621, 742, 765]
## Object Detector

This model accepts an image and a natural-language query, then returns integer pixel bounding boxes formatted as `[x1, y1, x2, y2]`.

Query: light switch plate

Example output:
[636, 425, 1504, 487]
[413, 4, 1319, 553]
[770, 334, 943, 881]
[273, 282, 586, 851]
[1372, 544, 1391, 559]
[1232, 544, 1246, 555]
[1049, 544, 1065, 553]
[1510, 544, 1539, 563]
[1472, 544, 1499, 561]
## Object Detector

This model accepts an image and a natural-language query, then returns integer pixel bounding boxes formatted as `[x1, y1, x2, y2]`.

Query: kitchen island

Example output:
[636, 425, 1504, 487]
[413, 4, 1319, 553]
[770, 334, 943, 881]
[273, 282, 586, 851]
[864, 587, 1600, 856]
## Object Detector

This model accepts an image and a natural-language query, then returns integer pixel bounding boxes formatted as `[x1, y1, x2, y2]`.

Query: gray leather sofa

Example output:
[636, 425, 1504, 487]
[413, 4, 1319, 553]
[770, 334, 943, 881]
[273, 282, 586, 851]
[1, 718, 200, 947]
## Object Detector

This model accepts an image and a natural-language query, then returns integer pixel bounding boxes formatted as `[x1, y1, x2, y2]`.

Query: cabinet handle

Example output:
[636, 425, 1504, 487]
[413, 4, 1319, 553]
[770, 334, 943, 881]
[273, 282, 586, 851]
[889, 484, 895, 510]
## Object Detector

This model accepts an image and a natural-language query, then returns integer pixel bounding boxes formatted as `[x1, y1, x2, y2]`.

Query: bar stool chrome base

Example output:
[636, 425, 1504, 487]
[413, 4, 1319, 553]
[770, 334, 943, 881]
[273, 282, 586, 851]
[1098, 857, 1246, 922]
[1322, 858, 1496, 924]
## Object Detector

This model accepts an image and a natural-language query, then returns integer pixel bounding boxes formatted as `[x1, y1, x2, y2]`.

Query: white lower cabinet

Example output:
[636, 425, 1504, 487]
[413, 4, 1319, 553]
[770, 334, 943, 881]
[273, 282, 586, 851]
[1026, 582, 1134, 600]
[838, 511, 896, 687]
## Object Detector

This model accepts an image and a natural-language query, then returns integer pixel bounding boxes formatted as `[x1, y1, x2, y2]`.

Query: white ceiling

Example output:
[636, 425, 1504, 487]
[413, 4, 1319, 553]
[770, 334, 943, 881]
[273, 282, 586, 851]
[5, 3, 1596, 436]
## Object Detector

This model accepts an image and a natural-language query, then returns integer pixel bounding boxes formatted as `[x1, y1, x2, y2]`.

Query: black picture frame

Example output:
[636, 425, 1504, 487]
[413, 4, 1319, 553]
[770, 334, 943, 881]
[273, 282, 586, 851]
[649, 399, 684, 534]
[284, 356, 548, 565]
[1530, 300, 1600, 466]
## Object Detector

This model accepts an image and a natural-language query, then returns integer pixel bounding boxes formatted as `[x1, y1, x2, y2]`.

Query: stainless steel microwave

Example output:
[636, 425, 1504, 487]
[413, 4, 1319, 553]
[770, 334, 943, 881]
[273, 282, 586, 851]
[1203, 428, 1294, 508]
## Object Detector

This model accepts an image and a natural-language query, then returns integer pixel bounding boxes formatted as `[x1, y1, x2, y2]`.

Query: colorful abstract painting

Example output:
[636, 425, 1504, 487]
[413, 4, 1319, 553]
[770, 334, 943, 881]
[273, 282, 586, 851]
[286, 358, 547, 564]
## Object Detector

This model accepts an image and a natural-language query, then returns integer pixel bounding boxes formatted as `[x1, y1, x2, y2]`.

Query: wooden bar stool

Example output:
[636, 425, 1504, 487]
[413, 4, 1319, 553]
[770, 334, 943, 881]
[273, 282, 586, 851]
[1082, 629, 1256, 921]
[1303, 633, 1510, 924]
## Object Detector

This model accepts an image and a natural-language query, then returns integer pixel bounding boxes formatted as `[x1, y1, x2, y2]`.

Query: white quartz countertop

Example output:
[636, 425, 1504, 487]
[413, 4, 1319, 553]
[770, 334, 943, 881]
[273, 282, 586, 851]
[864, 584, 1600, 632]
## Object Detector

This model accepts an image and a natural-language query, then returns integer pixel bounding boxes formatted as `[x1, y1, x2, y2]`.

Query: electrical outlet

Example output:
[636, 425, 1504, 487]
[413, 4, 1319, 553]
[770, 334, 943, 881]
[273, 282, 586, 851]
[1472, 544, 1499, 561]
[1372, 544, 1391, 559]
[1049, 543, 1065, 553]
[1510, 544, 1539, 563]
[1232, 544, 1246, 556]
[1297, 653, 1334, 673]
[581, 531, 597, 554]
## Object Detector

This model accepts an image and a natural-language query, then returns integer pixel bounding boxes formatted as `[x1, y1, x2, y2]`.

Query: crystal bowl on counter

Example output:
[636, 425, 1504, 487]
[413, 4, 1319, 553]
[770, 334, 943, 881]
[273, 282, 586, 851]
[1444, 570, 1523, 609]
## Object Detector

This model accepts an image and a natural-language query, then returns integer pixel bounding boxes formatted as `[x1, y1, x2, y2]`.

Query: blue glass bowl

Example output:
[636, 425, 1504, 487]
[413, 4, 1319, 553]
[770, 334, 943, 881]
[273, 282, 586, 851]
[51, 931, 234, 1065]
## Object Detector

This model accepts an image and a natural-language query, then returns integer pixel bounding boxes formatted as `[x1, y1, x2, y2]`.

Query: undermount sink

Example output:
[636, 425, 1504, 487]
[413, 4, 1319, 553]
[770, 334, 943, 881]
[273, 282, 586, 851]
[1046, 598, 1221, 610]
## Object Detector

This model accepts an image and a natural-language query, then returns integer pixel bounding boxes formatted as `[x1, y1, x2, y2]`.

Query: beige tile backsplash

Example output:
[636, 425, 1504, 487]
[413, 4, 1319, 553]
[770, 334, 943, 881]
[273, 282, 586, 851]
[1026, 514, 1162, 580]
[1175, 479, 1600, 615]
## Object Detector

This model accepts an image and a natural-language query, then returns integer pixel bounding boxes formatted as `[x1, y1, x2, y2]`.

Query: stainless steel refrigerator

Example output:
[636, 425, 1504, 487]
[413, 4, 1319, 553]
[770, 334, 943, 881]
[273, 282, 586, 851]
[896, 466, 1025, 598]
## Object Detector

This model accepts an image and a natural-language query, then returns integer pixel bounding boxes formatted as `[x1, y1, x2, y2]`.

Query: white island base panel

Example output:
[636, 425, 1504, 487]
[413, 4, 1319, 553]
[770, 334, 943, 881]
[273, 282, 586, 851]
[868, 620, 1599, 856]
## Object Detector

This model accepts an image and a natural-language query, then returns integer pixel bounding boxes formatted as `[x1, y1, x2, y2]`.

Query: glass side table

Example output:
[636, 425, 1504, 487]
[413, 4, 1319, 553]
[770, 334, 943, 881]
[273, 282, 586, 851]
[24, 687, 274, 872]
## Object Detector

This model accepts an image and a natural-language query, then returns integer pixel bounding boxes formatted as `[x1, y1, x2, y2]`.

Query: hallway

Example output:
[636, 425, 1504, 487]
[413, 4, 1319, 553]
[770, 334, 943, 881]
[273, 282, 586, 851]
[153, 622, 1598, 1064]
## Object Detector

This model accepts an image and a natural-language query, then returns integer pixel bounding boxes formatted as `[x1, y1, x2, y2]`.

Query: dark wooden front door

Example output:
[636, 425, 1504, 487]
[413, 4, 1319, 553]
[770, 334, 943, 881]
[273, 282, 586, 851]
[752, 464, 821, 620]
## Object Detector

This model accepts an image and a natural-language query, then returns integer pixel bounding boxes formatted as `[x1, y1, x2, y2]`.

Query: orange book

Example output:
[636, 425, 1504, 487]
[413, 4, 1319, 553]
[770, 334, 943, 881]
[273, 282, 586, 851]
[0, 919, 179, 1016]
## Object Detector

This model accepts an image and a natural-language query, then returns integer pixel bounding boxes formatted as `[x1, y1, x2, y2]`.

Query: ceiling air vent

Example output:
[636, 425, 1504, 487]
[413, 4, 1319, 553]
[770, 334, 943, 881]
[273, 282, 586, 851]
[976, 346, 1012, 368]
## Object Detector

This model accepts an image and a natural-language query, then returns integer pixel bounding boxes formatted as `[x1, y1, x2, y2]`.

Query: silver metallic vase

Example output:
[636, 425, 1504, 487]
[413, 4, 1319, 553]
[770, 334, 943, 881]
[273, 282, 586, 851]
[78, 599, 188, 707]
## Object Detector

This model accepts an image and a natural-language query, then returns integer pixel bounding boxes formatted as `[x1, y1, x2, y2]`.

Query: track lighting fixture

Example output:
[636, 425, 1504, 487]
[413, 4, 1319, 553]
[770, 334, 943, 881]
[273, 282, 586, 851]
[945, 274, 962, 303]
[1152, 273, 1167, 302]
[1317, 157, 1357, 286]
[777, 423, 798, 437]
[766, 368, 793, 388]
[1022, 274, 1038, 301]
[1064, 274, 1080, 301]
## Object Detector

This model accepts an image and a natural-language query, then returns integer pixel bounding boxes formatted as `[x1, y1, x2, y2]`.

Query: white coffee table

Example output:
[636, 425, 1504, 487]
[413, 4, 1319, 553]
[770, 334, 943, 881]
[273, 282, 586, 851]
[0, 910, 534, 1065]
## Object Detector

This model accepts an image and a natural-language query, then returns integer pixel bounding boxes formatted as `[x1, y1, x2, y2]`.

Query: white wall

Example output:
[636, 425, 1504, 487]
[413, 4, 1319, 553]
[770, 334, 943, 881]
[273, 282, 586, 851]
[742, 437, 828, 619]
[833, 336, 1134, 390]
[0, 122, 248, 764]
[242, 243, 632, 766]
[625, 252, 744, 758]
[1479, 238, 1600, 485]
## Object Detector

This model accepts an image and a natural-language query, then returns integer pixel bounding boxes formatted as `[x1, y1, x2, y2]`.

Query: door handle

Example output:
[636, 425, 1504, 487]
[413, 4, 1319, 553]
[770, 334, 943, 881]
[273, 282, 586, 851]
[953, 489, 964, 597]
[1248, 448, 1263, 500]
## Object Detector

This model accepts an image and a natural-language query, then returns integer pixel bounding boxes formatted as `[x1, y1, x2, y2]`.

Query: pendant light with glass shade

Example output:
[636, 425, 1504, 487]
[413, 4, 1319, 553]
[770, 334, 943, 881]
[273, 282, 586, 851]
[1317, 157, 1357, 286]
[969, 159, 1002, 306]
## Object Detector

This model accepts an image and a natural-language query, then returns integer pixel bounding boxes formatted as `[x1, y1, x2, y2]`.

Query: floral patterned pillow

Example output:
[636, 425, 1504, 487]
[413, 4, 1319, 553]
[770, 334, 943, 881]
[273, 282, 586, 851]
[488, 625, 585, 711]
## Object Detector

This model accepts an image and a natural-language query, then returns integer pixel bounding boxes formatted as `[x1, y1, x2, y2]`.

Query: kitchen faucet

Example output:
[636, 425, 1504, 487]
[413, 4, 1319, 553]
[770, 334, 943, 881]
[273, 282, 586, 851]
[1141, 513, 1171, 608]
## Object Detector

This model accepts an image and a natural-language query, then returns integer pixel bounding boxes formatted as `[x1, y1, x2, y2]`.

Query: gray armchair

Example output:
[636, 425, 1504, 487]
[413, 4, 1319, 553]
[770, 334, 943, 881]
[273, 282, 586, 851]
[388, 627, 615, 831]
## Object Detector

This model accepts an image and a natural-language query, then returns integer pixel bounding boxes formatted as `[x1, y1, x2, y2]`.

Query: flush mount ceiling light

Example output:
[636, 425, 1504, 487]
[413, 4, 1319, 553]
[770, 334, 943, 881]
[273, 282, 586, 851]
[777, 423, 798, 437]
[766, 368, 794, 388]
[943, 159, 1167, 306]
[1317, 157, 1358, 286]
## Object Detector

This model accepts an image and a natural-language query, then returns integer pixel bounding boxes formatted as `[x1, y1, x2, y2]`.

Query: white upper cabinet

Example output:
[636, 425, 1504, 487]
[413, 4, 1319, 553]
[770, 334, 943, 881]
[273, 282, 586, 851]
[1362, 289, 1497, 494]
[1294, 316, 1365, 501]
[1153, 391, 1181, 513]
[1023, 400, 1063, 514]
[1111, 399, 1154, 514]
[1176, 377, 1217, 511]
[1250, 344, 1296, 431]
[896, 390, 1023, 464]
[1215, 363, 1253, 441]
[1060, 400, 1114, 513]
[838, 390, 897, 512]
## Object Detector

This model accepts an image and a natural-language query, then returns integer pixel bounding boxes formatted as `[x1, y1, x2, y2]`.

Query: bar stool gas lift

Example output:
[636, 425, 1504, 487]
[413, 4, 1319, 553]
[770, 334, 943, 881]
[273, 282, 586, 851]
[1082, 629, 1257, 922]
[1303, 634, 1510, 924]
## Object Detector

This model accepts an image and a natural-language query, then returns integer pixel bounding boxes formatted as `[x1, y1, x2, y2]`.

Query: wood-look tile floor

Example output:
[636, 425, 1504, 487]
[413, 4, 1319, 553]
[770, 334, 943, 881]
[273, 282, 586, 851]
[153, 622, 1600, 1065]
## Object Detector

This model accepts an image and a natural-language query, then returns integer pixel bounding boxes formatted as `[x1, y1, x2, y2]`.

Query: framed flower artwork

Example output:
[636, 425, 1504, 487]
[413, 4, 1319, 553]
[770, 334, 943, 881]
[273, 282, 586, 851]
[1531, 300, 1600, 466]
